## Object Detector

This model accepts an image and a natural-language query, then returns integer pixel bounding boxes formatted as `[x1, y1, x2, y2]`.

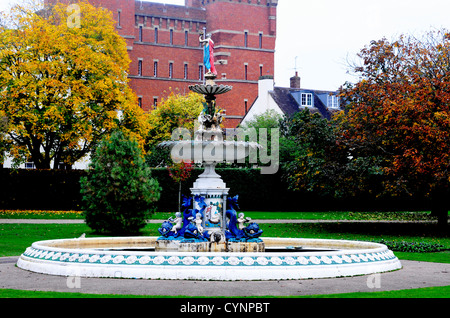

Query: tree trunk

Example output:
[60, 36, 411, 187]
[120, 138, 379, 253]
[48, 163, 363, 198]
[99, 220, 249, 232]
[431, 188, 449, 230]
[178, 182, 181, 212]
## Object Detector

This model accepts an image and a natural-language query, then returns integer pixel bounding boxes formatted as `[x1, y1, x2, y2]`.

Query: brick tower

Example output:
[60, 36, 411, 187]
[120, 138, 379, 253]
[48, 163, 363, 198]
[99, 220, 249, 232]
[193, 0, 278, 127]
[45, 0, 278, 128]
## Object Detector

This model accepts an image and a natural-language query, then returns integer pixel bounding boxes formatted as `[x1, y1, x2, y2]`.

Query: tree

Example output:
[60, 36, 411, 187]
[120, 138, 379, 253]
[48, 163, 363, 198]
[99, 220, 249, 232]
[0, 1, 148, 169]
[147, 91, 204, 145]
[167, 160, 193, 212]
[282, 110, 343, 196]
[80, 130, 161, 235]
[241, 109, 283, 131]
[145, 91, 204, 166]
[281, 108, 387, 204]
[340, 29, 450, 227]
[0, 113, 7, 167]
[239, 109, 282, 169]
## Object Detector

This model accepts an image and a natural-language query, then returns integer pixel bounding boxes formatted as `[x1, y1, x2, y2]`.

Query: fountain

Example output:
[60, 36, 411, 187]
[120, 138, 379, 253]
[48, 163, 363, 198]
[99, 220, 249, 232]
[16, 33, 402, 281]
[156, 71, 264, 254]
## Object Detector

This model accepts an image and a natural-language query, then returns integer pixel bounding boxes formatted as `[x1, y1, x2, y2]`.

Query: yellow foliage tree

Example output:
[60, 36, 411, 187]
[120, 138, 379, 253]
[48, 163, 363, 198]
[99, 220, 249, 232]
[0, 1, 148, 169]
[146, 91, 205, 149]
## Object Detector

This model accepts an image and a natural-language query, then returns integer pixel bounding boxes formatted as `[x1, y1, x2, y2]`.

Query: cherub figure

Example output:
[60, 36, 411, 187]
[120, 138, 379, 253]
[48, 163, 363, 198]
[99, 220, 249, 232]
[237, 213, 252, 230]
[169, 212, 183, 234]
[194, 213, 204, 235]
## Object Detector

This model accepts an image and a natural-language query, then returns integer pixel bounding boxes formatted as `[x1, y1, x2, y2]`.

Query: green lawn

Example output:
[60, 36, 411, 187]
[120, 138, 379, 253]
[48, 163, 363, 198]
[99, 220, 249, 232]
[1, 285, 449, 298]
[0, 210, 441, 221]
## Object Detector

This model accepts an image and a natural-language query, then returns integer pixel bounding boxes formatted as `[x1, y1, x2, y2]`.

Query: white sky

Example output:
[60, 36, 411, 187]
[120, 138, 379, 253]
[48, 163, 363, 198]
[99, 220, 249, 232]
[2, 0, 450, 90]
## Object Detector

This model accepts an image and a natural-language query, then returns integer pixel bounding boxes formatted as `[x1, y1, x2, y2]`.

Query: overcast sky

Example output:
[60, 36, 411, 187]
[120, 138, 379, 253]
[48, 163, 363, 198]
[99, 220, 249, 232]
[2, 0, 450, 90]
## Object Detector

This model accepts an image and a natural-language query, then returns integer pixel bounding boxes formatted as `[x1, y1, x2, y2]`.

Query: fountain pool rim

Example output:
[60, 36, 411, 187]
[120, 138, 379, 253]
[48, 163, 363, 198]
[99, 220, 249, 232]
[17, 237, 402, 281]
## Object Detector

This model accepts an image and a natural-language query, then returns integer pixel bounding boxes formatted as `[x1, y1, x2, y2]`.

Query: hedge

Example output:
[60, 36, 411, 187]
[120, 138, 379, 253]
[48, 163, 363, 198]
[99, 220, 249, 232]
[0, 168, 295, 211]
[0, 169, 85, 211]
[0, 168, 431, 212]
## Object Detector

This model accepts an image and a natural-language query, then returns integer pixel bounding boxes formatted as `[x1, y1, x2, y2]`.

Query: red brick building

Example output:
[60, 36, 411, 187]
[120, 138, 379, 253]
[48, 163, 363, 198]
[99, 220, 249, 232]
[48, 0, 278, 127]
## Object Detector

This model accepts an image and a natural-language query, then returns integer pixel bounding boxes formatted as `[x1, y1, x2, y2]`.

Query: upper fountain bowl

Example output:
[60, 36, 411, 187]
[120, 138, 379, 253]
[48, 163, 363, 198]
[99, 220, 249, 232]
[159, 140, 261, 164]
[189, 84, 232, 96]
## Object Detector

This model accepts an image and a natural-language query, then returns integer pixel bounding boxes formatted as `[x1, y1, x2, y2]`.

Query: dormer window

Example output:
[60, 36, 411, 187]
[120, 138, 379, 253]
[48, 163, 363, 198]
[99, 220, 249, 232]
[301, 93, 313, 107]
[327, 95, 340, 109]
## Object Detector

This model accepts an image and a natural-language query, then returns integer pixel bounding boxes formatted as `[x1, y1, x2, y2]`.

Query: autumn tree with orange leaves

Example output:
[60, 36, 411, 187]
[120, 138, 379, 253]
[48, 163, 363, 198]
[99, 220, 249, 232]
[339, 29, 450, 227]
[0, 1, 148, 169]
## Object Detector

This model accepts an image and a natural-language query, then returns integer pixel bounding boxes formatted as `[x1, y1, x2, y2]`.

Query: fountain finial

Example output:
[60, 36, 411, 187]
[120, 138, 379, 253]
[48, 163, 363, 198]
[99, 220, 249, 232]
[199, 29, 217, 79]
[189, 31, 232, 140]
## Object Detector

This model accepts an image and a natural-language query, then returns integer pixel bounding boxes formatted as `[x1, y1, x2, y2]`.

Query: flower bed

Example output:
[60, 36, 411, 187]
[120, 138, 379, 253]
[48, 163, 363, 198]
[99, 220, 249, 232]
[0, 210, 83, 219]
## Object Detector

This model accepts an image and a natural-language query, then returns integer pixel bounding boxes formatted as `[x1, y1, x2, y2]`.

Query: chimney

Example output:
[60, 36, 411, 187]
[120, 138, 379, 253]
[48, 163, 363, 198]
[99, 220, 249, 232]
[290, 72, 301, 89]
[258, 75, 274, 98]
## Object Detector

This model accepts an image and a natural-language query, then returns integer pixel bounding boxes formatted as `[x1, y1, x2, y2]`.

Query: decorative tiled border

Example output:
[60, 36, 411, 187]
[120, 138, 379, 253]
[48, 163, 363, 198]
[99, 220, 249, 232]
[17, 237, 402, 280]
[22, 246, 397, 267]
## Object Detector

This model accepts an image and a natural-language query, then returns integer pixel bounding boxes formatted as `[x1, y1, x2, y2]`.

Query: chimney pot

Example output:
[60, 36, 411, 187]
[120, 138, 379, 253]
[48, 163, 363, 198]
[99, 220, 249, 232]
[290, 73, 300, 89]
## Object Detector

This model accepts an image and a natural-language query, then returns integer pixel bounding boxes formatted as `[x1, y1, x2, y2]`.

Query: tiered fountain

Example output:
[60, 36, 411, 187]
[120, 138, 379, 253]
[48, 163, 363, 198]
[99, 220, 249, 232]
[16, 34, 402, 281]
[156, 72, 264, 253]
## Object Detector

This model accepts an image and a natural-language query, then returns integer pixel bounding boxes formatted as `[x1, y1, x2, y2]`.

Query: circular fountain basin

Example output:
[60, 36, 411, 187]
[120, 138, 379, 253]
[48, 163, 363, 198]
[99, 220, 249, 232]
[17, 237, 401, 281]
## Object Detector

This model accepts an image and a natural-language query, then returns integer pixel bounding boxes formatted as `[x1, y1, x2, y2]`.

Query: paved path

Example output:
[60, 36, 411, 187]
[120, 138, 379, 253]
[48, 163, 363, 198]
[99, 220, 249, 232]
[0, 257, 448, 297]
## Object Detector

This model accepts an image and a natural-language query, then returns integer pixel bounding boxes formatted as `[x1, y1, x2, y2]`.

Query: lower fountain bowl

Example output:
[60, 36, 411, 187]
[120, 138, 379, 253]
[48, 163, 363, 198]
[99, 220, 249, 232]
[17, 237, 402, 281]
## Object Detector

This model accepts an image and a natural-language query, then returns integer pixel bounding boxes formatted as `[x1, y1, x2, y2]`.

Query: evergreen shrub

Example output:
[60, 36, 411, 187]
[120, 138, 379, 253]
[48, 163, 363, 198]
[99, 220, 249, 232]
[80, 131, 161, 235]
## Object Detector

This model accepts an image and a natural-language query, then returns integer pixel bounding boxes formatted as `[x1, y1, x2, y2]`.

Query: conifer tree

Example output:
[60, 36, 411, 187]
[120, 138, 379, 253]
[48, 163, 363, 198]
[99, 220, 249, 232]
[80, 131, 161, 235]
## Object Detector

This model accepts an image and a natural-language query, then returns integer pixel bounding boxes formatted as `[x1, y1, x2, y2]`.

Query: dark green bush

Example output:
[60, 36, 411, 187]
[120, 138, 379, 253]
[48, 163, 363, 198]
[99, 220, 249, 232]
[80, 131, 161, 235]
[376, 239, 446, 253]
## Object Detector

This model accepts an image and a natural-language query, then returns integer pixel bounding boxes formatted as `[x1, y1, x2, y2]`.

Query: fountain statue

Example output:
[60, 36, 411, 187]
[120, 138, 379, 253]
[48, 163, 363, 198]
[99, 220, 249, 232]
[157, 32, 264, 253]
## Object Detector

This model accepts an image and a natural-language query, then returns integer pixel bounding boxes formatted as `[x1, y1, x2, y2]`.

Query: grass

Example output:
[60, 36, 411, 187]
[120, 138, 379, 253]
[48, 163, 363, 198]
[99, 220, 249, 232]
[0, 285, 448, 298]
[0, 210, 442, 221]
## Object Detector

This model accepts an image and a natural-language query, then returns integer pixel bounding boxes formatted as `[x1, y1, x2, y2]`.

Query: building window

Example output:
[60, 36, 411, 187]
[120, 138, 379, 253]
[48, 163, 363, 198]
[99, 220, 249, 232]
[244, 64, 248, 80]
[154, 28, 158, 43]
[153, 97, 158, 108]
[259, 33, 263, 49]
[199, 65, 203, 81]
[170, 29, 173, 45]
[244, 31, 248, 47]
[185, 30, 188, 46]
[138, 60, 142, 76]
[260, 65, 263, 77]
[25, 162, 35, 169]
[138, 97, 142, 108]
[327, 95, 340, 109]
[244, 100, 248, 114]
[184, 64, 188, 79]
[154, 61, 158, 77]
[117, 11, 121, 27]
[301, 93, 313, 107]
[169, 62, 173, 78]
[139, 26, 143, 42]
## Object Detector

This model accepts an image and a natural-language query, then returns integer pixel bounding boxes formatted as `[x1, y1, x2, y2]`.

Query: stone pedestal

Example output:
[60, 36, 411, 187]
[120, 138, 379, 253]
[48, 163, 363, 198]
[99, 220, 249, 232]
[191, 163, 229, 237]
[156, 239, 209, 252]
[156, 238, 265, 253]
[227, 241, 265, 253]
